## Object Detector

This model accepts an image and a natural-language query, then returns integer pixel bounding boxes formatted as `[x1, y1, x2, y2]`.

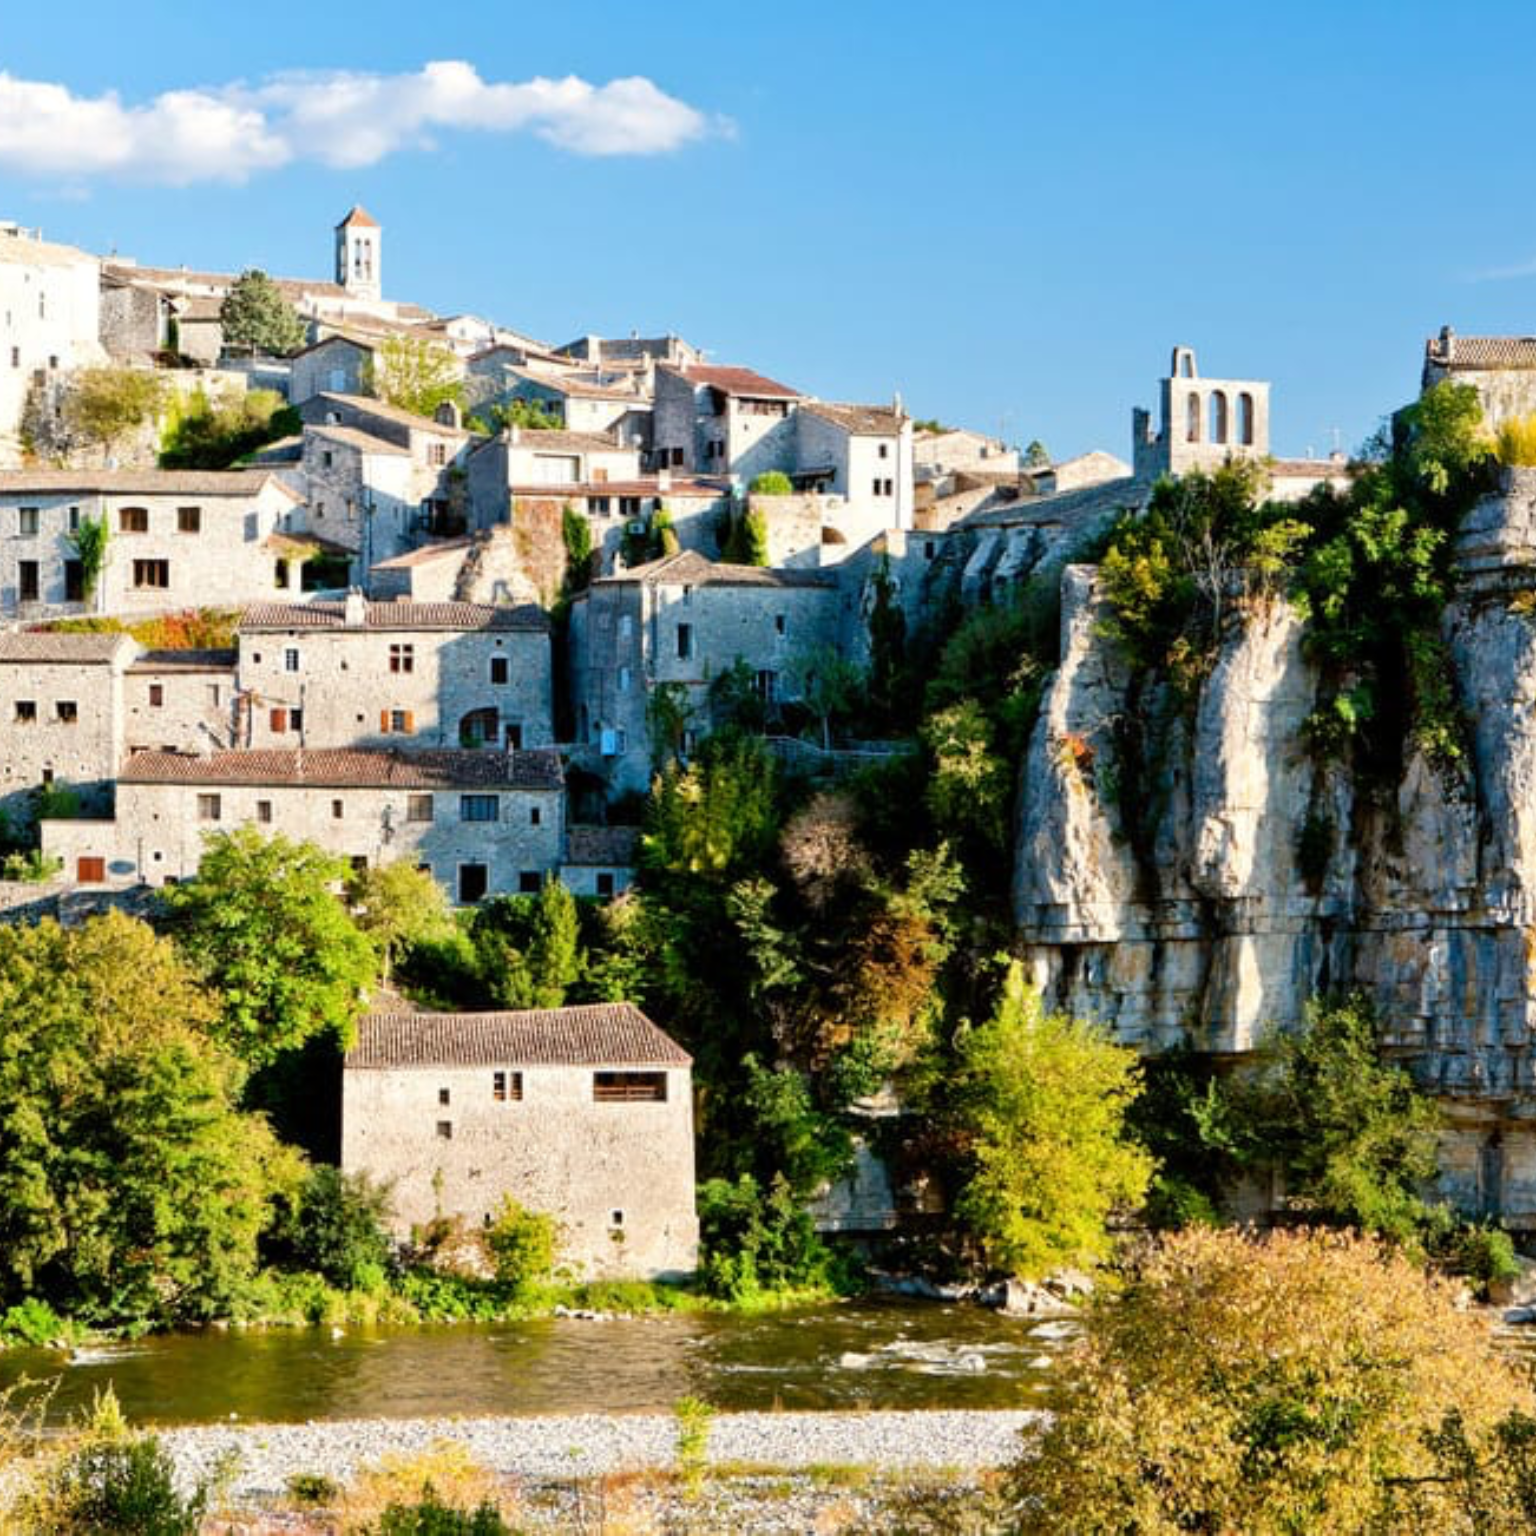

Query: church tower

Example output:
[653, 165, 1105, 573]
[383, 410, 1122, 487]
[335, 206, 381, 303]
[1132, 345, 1271, 481]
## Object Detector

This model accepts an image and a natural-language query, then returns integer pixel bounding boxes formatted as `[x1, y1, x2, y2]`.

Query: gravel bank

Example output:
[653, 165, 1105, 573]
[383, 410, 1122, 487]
[161, 1410, 1043, 1502]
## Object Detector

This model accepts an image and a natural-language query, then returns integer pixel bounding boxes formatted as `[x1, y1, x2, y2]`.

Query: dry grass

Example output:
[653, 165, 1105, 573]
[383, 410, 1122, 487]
[1496, 413, 1536, 467]
[337, 1440, 519, 1533]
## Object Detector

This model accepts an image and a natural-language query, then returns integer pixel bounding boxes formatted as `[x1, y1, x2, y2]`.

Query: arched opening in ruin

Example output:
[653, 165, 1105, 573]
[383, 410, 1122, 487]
[1238, 392, 1255, 446]
[1185, 392, 1201, 443]
[1209, 391, 1229, 444]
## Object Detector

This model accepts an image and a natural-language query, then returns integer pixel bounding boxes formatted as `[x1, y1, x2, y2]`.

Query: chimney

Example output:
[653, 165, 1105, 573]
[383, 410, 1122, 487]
[343, 588, 367, 626]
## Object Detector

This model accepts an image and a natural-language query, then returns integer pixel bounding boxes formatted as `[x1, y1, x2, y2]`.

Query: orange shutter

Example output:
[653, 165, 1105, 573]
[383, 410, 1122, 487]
[403, 711, 415, 734]
[380, 709, 391, 733]
[270, 708, 285, 733]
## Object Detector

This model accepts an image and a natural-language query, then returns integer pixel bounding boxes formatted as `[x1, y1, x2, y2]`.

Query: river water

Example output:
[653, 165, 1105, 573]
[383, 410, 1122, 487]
[0, 1300, 1067, 1427]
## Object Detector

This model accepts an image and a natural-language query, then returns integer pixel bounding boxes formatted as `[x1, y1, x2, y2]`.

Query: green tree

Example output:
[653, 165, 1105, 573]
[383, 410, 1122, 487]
[365, 335, 466, 419]
[219, 269, 307, 357]
[471, 397, 562, 432]
[66, 515, 109, 604]
[484, 1195, 557, 1292]
[164, 829, 376, 1068]
[953, 964, 1152, 1276]
[61, 366, 168, 452]
[643, 731, 779, 878]
[1024, 438, 1051, 468]
[350, 862, 456, 985]
[866, 555, 907, 723]
[523, 876, 583, 1009]
[723, 506, 770, 565]
[792, 645, 863, 751]
[560, 503, 593, 593]
[267, 1165, 392, 1290]
[159, 385, 300, 469]
[0, 912, 302, 1323]
[1006, 1227, 1535, 1535]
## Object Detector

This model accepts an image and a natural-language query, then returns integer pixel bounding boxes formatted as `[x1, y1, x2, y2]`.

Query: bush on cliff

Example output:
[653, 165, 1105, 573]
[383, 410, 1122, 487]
[1005, 1226, 1535, 1535]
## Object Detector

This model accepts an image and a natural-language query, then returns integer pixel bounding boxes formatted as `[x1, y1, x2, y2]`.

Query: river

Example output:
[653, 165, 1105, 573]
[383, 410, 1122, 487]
[0, 1300, 1064, 1427]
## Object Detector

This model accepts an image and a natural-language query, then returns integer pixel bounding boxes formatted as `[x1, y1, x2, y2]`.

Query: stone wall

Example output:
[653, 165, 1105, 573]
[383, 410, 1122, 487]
[0, 658, 123, 825]
[342, 1059, 698, 1278]
[123, 655, 237, 755]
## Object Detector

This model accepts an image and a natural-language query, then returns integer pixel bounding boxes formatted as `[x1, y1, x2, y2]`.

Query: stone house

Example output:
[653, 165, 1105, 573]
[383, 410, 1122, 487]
[465, 427, 643, 525]
[500, 366, 653, 442]
[366, 538, 477, 603]
[298, 423, 420, 568]
[555, 334, 701, 370]
[0, 226, 105, 466]
[560, 825, 639, 899]
[786, 400, 915, 550]
[567, 549, 843, 796]
[652, 363, 802, 480]
[123, 648, 239, 756]
[341, 1003, 697, 1278]
[290, 335, 377, 406]
[236, 593, 553, 752]
[0, 467, 304, 618]
[1422, 326, 1536, 432]
[913, 427, 1019, 478]
[0, 630, 134, 828]
[44, 745, 565, 900]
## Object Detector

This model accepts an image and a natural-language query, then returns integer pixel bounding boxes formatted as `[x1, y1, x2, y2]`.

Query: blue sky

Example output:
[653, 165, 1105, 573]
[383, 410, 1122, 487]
[1, 2, 1534, 460]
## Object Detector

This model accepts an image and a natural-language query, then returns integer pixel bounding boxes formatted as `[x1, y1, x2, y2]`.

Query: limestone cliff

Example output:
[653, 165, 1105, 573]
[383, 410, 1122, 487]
[1011, 467, 1536, 1222]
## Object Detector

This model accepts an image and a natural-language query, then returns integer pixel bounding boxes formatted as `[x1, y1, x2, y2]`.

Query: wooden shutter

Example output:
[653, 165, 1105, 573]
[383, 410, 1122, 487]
[76, 856, 105, 884]
[403, 711, 415, 734]
[380, 709, 391, 733]
[269, 708, 285, 733]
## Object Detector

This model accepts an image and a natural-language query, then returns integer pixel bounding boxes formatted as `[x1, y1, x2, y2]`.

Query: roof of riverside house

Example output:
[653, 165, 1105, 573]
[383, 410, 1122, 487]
[126, 648, 237, 674]
[663, 363, 801, 400]
[607, 549, 837, 589]
[0, 631, 136, 664]
[0, 468, 296, 498]
[346, 1002, 691, 1069]
[800, 401, 906, 435]
[565, 826, 641, 866]
[120, 746, 564, 791]
[312, 393, 472, 437]
[240, 599, 549, 632]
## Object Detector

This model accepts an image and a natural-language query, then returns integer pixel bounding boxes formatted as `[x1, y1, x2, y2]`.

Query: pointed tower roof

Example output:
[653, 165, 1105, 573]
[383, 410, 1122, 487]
[337, 205, 380, 230]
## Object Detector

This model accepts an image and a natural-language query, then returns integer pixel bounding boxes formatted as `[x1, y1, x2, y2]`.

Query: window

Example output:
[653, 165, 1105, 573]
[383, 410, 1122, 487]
[1186, 392, 1201, 444]
[1238, 392, 1255, 446]
[618, 666, 631, 694]
[438, 1087, 450, 1106]
[519, 871, 541, 894]
[119, 506, 148, 534]
[148, 684, 164, 708]
[197, 794, 222, 821]
[878, 442, 890, 459]
[407, 793, 434, 823]
[206, 683, 221, 708]
[322, 451, 334, 469]
[589, 496, 611, 515]
[283, 647, 300, 673]
[435, 1121, 453, 1140]
[64, 561, 84, 601]
[17, 507, 38, 536]
[389, 644, 414, 674]
[593, 1071, 668, 1103]
[492, 1070, 524, 1102]
[597, 871, 615, 898]
[17, 560, 38, 602]
[331, 799, 344, 820]
[275, 559, 291, 589]
[872, 478, 893, 497]
[756, 670, 778, 704]
[458, 863, 489, 903]
[459, 708, 498, 747]
[530, 806, 542, 826]
[460, 794, 499, 822]
[489, 656, 510, 685]
[9, 347, 17, 368]
[428, 442, 448, 467]
[381, 708, 415, 734]
[133, 559, 170, 589]
[610, 1210, 625, 1229]
[505, 722, 523, 749]
[14, 700, 35, 723]
[256, 800, 272, 824]
[676, 623, 692, 660]
[177, 506, 201, 533]
[774, 614, 786, 636]
[669, 447, 684, 467]
[67, 506, 80, 533]
[619, 496, 641, 519]
[56, 700, 77, 723]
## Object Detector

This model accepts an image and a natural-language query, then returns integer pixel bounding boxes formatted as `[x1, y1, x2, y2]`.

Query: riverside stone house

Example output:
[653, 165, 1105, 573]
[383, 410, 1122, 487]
[237, 594, 553, 752]
[0, 630, 134, 829]
[567, 549, 842, 796]
[43, 745, 565, 899]
[341, 1003, 698, 1278]
[0, 467, 304, 618]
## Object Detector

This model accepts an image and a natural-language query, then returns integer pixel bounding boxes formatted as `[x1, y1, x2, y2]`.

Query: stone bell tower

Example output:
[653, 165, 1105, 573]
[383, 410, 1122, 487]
[335, 206, 381, 303]
[1132, 345, 1271, 481]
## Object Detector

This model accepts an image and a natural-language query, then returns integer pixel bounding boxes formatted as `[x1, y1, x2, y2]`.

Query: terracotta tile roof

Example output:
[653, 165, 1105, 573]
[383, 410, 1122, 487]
[315, 393, 470, 437]
[102, 260, 351, 304]
[265, 530, 353, 557]
[668, 363, 800, 400]
[292, 332, 379, 359]
[369, 537, 475, 570]
[347, 1003, 690, 1069]
[565, 826, 641, 865]
[338, 205, 380, 229]
[120, 746, 564, 790]
[0, 468, 290, 497]
[308, 423, 411, 457]
[608, 549, 837, 589]
[0, 232, 97, 269]
[510, 478, 729, 501]
[1425, 333, 1536, 371]
[0, 631, 135, 664]
[240, 599, 549, 632]
[801, 401, 905, 435]
[510, 428, 628, 453]
[510, 367, 648, 402]
[127, 648, 236, 673]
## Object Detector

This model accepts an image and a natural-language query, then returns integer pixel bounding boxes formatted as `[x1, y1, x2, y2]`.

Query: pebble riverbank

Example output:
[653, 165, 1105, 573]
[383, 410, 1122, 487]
[161, 1409, 1044, 1503]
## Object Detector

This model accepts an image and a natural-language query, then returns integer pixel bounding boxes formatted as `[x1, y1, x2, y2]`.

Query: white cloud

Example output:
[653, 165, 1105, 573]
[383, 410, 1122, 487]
[0, 63, 720, 185]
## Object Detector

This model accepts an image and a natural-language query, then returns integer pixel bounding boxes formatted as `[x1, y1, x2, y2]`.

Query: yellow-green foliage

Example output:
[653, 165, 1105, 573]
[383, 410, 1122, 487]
[339, 1441, 516, 1533]
[1495, 411, 1536, 467]
[1007, 1226, 1536, 1535]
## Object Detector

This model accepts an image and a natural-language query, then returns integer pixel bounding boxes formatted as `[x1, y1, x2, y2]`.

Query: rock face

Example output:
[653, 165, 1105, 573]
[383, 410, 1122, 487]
[1013, 468, 1536, 1225]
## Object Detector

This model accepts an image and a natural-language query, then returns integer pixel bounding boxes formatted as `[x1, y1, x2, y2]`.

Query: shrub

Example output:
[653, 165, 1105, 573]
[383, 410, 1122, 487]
[1496, 411, 1536, 467]
[372, 1494, 510, 1534]
[287, 1470, 341, 1505]
[696, 1173, 853, 1303]
[748, 471, 794, 495]
[673, 1395, 714, 1500]
[1005, 1227, 1535, 1534]
[483, 1197, 557, 1293]
[0, 1297, 67, 1348]
[30, 1437, 206, 1535]
[341, 1442, 512, 1533]
[268, 1166, 393, 1290]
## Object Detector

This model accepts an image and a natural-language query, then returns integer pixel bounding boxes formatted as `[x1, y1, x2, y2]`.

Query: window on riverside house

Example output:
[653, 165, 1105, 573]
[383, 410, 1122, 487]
[457, 863, 488, 903]
[407, 793, 434, 823]
[17, 561, 38, 602]
[14, 700, 35, 723]
[119, 506, 148, 534]
[593, 1071, 667, 1103]
[438, 1087, 450, 1106]
[460, 794, 498, 823]
[381, 708, 414, 734]
[177, 506, 201, 533]
[436, 1120, 452, 1139]
[64, 560, 84, 601]
[492, 1070, 524, 1103]
[519, 871, 541, 894]
[389, 643, 414, 674]
[148, 684, 164, 708]
[284, 647, 300, 673]
[197, 794, 222, 821]
[490, 656, 509, 685]
[331, 799, 344, 820]
[56, 700, 77, 723]
[256, 800, 272, 824]
[597, 872, 615, 898]
[675, 623, 692, 661]
[530, 806, 541, 826]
